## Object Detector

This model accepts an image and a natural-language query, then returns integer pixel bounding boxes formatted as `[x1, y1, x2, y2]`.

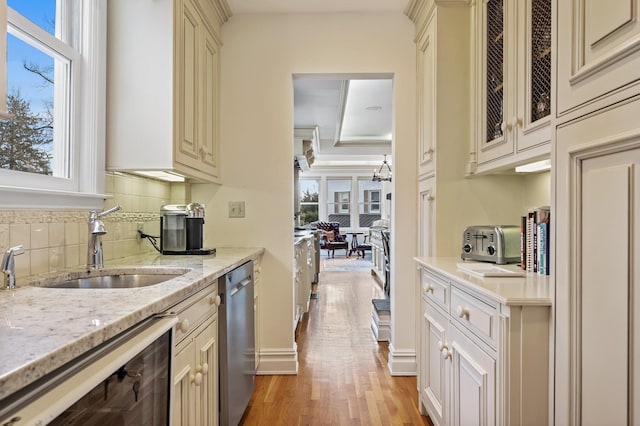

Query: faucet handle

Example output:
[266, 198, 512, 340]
[7, 245, 25, 256]
[98, 205, 122, 218]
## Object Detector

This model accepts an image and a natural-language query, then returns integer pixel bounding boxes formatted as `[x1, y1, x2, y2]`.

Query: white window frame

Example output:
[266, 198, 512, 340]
[0, 0, 106, 209]
[335, 191, 350, 214]
[364, 189, 381, 214]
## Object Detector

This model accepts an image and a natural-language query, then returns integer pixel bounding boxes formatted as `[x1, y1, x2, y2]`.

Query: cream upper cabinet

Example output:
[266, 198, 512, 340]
[107, 0, 225, 183]
[410, 0, 471, 180]
[472, 0, 552, 173]
[417, 13, 436, 178]
[556, 0, 640, 118]
[554, 95, 640, 426]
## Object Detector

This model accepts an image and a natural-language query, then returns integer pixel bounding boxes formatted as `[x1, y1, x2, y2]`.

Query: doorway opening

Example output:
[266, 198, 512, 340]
[292, 73, 394, 342]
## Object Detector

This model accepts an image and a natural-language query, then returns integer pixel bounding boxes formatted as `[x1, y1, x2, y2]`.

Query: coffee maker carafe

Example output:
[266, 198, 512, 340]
[160, 203, 215, 255]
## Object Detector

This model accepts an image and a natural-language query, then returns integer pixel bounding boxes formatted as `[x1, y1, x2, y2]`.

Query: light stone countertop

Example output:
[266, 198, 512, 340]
[414, 257, 551, 306]
[0, 247, 264, 402]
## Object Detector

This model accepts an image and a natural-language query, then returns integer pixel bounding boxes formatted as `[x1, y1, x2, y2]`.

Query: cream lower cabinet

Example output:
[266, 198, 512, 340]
[294, 236, 312, 329]
[171, 284, 220, 426]
[418, 263, 550, 426]
[555, 95, 640, 426]
[253, 256, 262, 371]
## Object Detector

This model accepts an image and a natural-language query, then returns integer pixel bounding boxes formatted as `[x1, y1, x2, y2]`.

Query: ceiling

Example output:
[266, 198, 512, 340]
[293, 77, 393, 166]
[225, 0, 401, 168]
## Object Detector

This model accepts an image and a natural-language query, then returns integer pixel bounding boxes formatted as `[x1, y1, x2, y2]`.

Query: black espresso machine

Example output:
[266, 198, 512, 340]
[160, 203, 215, 255]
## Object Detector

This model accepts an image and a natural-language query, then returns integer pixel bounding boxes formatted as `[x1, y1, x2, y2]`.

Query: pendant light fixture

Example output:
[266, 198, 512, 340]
[372, 155, 392, 182]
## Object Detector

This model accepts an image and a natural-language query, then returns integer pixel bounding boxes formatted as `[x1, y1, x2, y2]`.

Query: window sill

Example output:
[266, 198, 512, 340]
[0, 186, 108, 210]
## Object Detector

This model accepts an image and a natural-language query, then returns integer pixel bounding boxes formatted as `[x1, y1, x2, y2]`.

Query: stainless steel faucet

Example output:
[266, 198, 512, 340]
[88, 205, 122, 269]
[2, 245, 25, 289]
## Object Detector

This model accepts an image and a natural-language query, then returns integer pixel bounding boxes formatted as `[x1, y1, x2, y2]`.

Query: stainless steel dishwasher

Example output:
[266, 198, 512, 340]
[219, 260, 255, 425]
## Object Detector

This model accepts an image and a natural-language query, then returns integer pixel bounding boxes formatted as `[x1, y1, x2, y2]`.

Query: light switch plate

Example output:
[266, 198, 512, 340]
[228, 201, 245, 218]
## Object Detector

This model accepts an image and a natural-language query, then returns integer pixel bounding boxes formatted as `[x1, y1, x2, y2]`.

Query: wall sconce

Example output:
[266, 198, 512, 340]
[372, 155, 392, 182]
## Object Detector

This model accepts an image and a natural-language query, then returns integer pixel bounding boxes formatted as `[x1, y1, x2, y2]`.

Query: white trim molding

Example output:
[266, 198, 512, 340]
[256, 345, 299, 375]
[387, 343, 417, 376]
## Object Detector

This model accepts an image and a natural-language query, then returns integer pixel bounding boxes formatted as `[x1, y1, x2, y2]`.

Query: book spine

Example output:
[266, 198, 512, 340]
[527, 211, 535, 272]
[538, 222, 546, 275]
[520, 215, 527, 270]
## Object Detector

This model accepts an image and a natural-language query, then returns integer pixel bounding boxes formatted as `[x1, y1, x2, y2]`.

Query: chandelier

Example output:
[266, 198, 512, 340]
[372, 155, 392, 182]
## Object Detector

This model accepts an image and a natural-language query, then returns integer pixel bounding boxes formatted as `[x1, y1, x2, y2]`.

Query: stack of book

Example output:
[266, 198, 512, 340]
[520, 206, 550, 275]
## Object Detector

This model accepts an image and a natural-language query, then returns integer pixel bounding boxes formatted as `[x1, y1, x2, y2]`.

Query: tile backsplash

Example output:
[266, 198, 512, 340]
[0, 172, 187, 282]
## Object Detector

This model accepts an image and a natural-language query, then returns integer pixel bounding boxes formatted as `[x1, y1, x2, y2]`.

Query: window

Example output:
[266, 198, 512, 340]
[364, 190, 380, 213]
[358, 180, 381, 227]
[327, 179, 350, 228]
[0, 0, 106, 208]
[299, 178, 319, 226]
[335, 191, 350, 213]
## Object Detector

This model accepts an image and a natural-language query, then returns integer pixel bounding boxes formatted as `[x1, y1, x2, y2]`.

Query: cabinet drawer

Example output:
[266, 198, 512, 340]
[171, 284, 218, 344]
[422, 269, 449, 311]
[450, 287, 498, 347]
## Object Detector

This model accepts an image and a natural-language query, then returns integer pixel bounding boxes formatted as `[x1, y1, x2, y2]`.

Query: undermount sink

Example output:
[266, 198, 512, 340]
[36, 269, 188, 289]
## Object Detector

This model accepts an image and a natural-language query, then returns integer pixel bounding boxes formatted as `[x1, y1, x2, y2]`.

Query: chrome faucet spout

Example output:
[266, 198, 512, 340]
[2, 245, 25, 289]
[88, 205, 122, 269]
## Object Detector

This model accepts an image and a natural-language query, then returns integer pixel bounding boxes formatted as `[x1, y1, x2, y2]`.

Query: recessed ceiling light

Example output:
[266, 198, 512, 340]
[365, 105, 382, 111]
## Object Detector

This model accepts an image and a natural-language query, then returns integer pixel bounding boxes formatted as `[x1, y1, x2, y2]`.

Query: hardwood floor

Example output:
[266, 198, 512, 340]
[241, 262, 433, 425]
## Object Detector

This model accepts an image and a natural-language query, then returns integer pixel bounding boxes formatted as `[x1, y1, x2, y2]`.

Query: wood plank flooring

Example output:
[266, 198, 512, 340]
[241, 263, 433, 425]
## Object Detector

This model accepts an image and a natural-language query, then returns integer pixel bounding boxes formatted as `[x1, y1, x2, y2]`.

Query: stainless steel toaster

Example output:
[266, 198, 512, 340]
[461, 225, 520, 264]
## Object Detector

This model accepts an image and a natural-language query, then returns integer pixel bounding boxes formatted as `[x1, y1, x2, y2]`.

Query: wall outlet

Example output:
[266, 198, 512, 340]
[228, 201, 245, 218]
[137, 222, 144, 239]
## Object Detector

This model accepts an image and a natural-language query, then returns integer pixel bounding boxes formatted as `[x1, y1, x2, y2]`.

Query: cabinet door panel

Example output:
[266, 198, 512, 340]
[172, 341, 194, 426]
[515, 0, 551, 152]
[450, 325, 496, 426]
[476, 0, 514, 166]
[194, 319, 218, 426]
[177, 0, 200, 165]
[581, 151, 638, 426]
[417, 18, 436, 177]
[557, 0, 640, 114]
[418, 177, 436, 258]
[555, 97, 640, 425]
[200, 27, 220, 179]
[422, 300, 448, 426]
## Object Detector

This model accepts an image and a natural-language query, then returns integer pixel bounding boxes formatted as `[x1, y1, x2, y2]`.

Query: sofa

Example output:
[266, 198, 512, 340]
[312, 221, 349, 258]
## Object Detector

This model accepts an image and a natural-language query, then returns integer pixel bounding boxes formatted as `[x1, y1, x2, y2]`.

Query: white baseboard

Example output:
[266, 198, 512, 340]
[256, 345, 299, 375]
[387, 343, 417, 376]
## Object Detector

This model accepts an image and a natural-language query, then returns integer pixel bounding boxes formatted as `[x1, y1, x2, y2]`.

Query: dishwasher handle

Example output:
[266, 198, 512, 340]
[229, 277, 251, 297]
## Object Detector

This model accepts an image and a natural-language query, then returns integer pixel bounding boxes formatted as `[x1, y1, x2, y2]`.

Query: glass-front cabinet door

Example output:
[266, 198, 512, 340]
[475, 0, 552, 172]
[515, 0, 552, 151]
[485, 0, 506, 146]
[477, 0, 512, 167]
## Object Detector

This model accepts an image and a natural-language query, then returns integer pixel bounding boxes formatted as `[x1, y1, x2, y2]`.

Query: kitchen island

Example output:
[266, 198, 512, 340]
[0, 247, 264, 403]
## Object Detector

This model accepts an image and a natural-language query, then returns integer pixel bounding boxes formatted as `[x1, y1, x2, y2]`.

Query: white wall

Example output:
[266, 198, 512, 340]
[192, 12, 417, 374]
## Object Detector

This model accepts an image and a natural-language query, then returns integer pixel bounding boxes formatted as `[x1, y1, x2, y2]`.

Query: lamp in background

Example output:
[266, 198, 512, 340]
[372, 155, 392, 182]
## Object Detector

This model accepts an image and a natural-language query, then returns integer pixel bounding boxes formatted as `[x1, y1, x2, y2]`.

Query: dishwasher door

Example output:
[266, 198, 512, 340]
[219, 260, 255, 426]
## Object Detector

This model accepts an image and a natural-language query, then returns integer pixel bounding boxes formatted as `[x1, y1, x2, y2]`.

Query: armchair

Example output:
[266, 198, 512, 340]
[312, 221, 349, 258]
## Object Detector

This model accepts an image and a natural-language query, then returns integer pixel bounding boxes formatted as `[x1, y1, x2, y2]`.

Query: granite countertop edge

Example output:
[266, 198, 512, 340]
[0, 247, 264, 402]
